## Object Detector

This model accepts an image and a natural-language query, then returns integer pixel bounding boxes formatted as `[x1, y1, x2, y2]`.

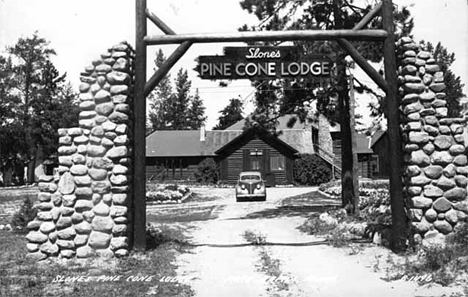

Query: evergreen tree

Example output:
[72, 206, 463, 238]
[147, 50, 207, 132]
[33, 61, 79, 158]
[0, 55, 25, 185]
[148, 49, 173, 132]
[187, 89, 207, 129]
[2, 33, 79, 184]
[8, 33, 57, 183]
[214, 98, 244, 130]
[167, 68, 192, 130]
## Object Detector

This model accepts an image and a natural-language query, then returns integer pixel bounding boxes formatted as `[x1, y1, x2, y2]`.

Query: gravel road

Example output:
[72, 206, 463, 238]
[149, 187, 463, 297]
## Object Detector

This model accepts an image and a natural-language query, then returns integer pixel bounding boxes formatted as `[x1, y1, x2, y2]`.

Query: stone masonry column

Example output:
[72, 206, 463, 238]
[398, 37, 468, 246]
[26, 43, 135, 260]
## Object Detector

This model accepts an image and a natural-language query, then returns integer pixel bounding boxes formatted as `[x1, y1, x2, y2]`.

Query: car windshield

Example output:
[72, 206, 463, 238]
[240, 175, 261, 181]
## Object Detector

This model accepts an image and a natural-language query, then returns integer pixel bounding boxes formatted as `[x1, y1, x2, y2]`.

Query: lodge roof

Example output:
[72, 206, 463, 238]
[146, 115, 383, 157]
[145, 127, 314, 157]
[225, 114, 307, 130]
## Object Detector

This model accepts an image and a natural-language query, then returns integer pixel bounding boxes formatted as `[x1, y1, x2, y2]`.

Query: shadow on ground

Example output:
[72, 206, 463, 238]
[239, 205, 340, 220]
[238, 191, 341, 220]
[147, 205, 224, 223]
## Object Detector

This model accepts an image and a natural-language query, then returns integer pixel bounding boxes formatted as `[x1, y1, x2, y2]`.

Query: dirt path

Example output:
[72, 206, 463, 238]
[150, 188, 463, 297]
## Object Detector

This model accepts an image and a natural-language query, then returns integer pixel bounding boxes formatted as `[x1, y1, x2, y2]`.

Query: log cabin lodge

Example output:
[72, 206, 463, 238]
[145, 115, 389, 185]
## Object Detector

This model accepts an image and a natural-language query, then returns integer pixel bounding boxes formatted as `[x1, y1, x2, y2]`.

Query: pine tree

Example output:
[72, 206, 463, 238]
[167, 68, 192, 130]
[147, 50, 207, 131]
[0, 55, 25, 185]
[214, 98, 244, 130]
[3, 33, 79, 184]
[187, 89, 207, 129]
[33, 61, 79, 158]
[148, 49, 173, 132]
[8, 33, 57, 183]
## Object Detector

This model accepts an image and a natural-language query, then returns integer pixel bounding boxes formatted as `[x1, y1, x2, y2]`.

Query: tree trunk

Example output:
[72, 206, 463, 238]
[349, 75, 360, 215]
[339, 74, 356, 213]
[3, 166, 13, 186]
[334, 0, 358, 214]
[27, 157, 35, 184]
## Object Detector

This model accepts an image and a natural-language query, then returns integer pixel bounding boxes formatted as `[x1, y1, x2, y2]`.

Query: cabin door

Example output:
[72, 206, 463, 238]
[243, 149, 270, 178]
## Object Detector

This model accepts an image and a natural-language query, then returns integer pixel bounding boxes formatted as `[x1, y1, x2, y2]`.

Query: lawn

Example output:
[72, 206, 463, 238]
[0, 229, 194, 297]
[0, 186, 38, 203]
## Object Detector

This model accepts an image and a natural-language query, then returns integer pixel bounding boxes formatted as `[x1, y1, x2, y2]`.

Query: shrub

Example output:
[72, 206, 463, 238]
[327, 226, 352, 247]
[146, 184, 189, 203]
[293, 154, 332, 186]
[298, 213, 338, 235]
[194, 158, 218, 184]
[11, 197, 37, 233]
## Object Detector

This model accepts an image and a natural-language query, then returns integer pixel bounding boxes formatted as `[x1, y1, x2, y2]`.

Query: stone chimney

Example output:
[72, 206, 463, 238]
[200, 125, 206, 142]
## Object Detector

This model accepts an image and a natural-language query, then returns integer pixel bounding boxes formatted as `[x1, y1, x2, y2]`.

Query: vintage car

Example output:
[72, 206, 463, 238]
[235, 171, 267, 202]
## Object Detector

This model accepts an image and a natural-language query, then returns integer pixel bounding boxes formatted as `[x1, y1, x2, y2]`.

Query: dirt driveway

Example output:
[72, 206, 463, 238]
[147, 187, 463, 297]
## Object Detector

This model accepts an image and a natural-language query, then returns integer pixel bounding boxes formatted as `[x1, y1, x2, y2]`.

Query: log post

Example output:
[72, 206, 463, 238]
[382, 0, 406, 253]
[133, 0, 147, 251]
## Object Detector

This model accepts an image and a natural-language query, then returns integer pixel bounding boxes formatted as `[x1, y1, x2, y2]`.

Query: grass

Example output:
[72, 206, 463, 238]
[0, 227, 194, 297]
[257, 249, 290, 292]
[0, 186, 38, 203]
[245, 229, 290, 293]
[243, 230, 267, 245]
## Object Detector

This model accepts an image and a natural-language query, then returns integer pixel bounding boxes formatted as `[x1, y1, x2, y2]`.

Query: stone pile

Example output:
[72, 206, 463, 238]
[26, 43, 134, 260]
[398, 37, 468, 245]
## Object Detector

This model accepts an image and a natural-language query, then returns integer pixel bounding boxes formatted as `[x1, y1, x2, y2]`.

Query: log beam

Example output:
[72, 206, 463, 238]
[337, 39, 388, 92]
[133, 0, 147, 251]
[354, 2, 383, 30]
[146, 9, 176, 35]
[382, 0, 406, 253]
[144, 29, 388, 45]
[338, 2, 387, 92]
[144, 41, 192, 97]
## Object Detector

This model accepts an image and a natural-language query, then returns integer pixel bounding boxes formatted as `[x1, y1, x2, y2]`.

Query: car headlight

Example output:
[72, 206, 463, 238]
[241, 184, 246, 190]
[256, 184, 261, 189]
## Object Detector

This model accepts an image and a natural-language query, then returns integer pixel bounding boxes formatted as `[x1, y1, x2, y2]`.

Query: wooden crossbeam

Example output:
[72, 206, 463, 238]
[354, 2, 383, 30]
[144, 29, 388, 45]
[144, 9, 193, 96]
[337, 1, 388, 92]
[337, 40, 388, 92]
[144, 41, 192, 97]
[146, 8, 176, 35]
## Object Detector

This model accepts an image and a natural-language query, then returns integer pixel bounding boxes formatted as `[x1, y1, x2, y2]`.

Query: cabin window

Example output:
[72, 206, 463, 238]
[270, 156, 285, 171]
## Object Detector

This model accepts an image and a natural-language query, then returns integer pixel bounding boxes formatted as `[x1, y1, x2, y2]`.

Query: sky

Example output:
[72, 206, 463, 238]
[0, 0, 467, 130]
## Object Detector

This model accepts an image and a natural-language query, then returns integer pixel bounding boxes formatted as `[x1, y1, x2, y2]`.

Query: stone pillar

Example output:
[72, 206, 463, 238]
[398, 37, 468, 245]
[26, 43, 134, 260]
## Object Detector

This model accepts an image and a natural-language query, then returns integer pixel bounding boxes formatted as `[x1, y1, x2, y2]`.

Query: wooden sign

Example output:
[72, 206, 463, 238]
[196, 46, 334, 80]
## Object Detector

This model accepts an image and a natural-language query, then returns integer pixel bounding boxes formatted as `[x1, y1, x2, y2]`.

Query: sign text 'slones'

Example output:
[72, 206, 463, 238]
[196, 46, 333, 80]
